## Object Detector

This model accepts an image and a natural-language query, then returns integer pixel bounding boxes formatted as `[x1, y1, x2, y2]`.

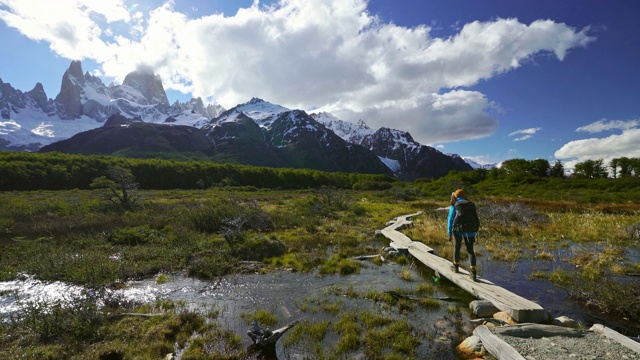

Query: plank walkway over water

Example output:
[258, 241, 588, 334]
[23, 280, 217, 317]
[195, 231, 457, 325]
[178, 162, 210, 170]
[378, 212, 640, 359]
[379, 212, 547, 323]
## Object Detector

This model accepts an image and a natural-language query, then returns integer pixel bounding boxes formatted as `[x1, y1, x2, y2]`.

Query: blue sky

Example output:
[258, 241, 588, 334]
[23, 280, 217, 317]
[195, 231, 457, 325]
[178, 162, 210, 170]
[1, 0, 638, 167]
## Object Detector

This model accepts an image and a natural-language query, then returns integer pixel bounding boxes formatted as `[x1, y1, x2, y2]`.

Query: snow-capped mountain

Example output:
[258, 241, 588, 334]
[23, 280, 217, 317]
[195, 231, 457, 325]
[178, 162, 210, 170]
[312, 112, 472, 180]
[0, 61, 223, 151]
[460, 157, 498, 170]
[311, 112, 375, 145]
[202, 101, 392, 174]
[2, 60, 474, 179]
[232, 97, 289, 126]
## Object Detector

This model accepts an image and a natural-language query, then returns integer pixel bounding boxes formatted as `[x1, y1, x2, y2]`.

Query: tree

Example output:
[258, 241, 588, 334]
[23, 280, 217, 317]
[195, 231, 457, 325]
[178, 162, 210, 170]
[617, 157, 633, 177]
[610, 158, 619, 179]
[530, 159, 550, 177]
[90, 166, 141, 210]
[631, 158, 640, 177]
[501, 159, 530, 175]
[549, 160, 565, 178]
[573, 159, 608, 179]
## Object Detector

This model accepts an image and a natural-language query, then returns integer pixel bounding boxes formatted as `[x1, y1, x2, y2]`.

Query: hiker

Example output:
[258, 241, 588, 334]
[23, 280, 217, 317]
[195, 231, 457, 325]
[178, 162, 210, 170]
[447, 189, 480, 281]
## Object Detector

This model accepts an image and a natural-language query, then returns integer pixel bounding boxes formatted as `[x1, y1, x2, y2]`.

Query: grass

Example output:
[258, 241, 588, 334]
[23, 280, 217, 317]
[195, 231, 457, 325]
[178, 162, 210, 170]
[0, 298, 244, 359]
[1, 187, 639, 356]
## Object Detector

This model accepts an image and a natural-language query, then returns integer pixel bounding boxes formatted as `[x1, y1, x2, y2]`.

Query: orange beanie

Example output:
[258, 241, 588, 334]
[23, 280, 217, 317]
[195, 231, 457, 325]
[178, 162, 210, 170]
[453, 189, 465, 198]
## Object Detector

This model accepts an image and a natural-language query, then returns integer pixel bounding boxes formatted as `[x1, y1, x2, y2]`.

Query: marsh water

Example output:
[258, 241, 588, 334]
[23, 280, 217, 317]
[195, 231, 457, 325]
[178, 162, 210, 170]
[1, 240, 639, 358]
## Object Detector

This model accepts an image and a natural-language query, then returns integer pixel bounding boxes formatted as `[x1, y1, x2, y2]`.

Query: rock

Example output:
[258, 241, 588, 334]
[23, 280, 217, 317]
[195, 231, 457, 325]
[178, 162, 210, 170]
[485, 322, 497, 330]
[553, 316, 581, 329]
[470, 300, 499, 318]
[455, 335, 485, 359]
[493, 311, 518, 325]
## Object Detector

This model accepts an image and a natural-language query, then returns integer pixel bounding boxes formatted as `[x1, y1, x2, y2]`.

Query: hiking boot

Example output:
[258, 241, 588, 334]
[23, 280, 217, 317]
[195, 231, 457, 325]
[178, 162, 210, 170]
[470, 269, 477, 282]
[451, 264, 459, 273]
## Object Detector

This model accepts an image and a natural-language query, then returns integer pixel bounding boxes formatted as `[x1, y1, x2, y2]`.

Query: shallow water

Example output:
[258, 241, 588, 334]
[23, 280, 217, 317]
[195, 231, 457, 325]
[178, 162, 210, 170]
[1, 261, 476, 359]
[471, 242, 640, 337]
[1, 241, 638, 358]
[127, 262, 477, 359]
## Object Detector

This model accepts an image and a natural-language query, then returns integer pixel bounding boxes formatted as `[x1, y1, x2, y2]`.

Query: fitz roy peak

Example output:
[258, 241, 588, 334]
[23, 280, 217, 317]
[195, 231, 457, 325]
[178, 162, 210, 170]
[0, 60, 223, 151]
[2, 60, 472, 179]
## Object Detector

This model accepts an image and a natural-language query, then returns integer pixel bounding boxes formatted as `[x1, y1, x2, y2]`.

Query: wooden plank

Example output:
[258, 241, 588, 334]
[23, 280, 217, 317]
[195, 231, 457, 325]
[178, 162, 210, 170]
[380, 213, 547, 323]
[494, 323, 587, 338]
[590, 324, 640, 354]
[473, 325, 526, 360]
[410, 248, 546, 323]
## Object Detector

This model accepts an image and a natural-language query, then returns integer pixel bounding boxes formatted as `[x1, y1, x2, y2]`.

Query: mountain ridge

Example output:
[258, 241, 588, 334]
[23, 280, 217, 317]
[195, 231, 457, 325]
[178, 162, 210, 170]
[2, 60, 476, 179]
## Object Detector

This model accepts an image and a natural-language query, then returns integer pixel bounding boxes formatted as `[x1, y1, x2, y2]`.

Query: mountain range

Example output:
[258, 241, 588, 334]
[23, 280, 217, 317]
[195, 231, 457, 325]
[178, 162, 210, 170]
[1, 60, 477, 180]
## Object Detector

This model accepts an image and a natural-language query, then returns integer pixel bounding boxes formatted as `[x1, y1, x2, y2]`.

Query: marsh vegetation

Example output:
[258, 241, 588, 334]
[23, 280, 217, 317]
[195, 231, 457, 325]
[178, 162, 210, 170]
[0, 153, 639, 358]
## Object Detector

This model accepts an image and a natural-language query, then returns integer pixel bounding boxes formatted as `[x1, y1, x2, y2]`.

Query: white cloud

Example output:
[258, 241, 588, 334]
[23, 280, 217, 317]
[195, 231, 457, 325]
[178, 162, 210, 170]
[0, 0, 595, 145]
[0, 0, 130, 59]
[576, 119, 640, 133]
[509, 127, 542, 136]
[508, 127, 541, 141]
[554, 127, 640, 169]
[513, 135, 532, 142]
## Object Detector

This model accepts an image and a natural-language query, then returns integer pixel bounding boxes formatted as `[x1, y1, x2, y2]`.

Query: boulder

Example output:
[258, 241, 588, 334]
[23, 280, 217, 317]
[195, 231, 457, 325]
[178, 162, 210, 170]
[470, 300, 499, 318]
[455, 335, 486, 359]
[493, 311, 518, 325]
[552, 315, 581, 329]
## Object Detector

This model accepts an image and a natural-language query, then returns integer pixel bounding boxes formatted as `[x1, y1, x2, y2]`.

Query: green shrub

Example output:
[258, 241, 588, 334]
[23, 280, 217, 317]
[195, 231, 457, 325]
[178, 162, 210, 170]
[108, 225, 164, 246]
[234, 235, 287, 261]
[319, 256, 361, 276]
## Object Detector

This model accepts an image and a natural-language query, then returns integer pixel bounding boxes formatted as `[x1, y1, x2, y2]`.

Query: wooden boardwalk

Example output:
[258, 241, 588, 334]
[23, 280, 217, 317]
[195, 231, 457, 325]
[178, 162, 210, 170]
[379, 212, 547, 323]
[379, 212, 640, 359]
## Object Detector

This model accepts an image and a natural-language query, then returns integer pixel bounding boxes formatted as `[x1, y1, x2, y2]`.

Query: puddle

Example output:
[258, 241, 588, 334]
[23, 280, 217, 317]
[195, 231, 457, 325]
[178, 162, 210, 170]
[0, 261, 476, 359]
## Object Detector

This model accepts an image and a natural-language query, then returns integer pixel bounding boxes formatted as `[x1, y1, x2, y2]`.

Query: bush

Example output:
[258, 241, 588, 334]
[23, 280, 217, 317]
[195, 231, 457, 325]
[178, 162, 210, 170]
[108, 226, 165, 246]
[479, 201, 549, 227]
[234, 236, 287, 261]
[186, 199, 273, 234]
[6, 289, 106, 345]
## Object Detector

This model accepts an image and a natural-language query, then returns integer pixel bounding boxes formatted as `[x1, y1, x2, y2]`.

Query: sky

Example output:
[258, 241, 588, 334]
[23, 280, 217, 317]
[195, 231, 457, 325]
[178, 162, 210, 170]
[0, 0, 639, 168]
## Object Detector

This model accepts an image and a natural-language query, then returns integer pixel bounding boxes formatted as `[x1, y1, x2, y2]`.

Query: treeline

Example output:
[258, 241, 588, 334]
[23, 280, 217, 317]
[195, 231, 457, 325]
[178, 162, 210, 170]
[0, 152, 396, 191]
[497, 157, 640, 179]
[416, 157, 640, 203]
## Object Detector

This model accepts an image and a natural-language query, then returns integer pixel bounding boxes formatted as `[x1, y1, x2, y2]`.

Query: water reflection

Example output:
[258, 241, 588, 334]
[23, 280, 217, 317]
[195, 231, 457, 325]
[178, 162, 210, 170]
[2, 240, 638, 357]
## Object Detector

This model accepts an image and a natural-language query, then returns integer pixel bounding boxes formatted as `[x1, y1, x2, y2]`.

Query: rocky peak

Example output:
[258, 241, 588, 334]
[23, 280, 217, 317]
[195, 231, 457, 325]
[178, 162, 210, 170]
[26, 82, 49, 109]
[246, 97, 266, 105]
[122, 65, 169, 106]
[356, 119, 370, 129]
[372, 127, 415, 144]
[54, 60, 85, 117]
[67, 60, 85, 84]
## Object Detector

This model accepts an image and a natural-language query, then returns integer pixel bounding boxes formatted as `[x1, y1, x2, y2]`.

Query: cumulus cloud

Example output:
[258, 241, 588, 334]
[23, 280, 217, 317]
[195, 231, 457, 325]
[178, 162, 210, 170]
[508, 127, 541, 142]
[576, 119, 640, 133]
[0, 0, 594, 145]
[554, 120, 640, 169]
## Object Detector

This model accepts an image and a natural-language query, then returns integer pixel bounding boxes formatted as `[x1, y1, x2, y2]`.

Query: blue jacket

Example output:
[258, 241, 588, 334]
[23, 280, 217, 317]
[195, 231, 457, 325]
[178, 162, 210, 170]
[447, 197, 477, 237]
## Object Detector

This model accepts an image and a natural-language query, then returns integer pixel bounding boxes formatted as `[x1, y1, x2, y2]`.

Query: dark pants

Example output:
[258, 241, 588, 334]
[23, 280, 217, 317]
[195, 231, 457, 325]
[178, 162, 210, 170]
[453, 234, 476, 267]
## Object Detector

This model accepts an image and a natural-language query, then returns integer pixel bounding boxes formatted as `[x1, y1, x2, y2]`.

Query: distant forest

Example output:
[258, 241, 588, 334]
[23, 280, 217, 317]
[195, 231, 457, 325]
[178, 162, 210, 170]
[1, 152, 639, 203]
[0, 152, 396, 191]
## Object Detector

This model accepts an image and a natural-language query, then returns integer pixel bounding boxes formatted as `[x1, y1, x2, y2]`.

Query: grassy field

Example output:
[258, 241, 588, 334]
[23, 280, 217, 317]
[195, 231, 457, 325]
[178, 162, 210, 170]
[0, 186, 638, 358]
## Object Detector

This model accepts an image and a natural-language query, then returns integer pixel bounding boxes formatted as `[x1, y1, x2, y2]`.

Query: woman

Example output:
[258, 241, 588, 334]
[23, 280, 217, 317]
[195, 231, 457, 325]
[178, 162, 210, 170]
[447, 189, 478, 281]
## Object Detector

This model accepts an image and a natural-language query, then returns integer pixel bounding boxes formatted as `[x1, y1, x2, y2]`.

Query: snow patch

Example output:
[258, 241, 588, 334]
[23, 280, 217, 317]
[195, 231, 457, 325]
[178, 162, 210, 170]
[379, 157, 401, 172]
